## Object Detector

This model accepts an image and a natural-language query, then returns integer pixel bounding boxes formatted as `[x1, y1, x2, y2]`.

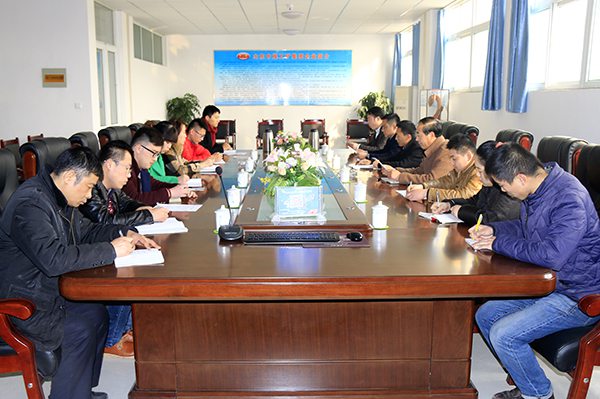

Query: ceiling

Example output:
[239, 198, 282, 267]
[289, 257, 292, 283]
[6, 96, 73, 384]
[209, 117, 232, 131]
[99, 0, 454, 36]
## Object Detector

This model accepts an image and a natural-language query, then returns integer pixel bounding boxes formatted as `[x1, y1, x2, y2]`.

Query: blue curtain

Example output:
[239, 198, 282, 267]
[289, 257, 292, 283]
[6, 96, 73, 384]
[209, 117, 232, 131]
[391, 33, 402, 100]
[412, 22, 421, 86]
[506, 0, 529, 113]
[481, 0, 506, 110]
[432, 10, 444, 89]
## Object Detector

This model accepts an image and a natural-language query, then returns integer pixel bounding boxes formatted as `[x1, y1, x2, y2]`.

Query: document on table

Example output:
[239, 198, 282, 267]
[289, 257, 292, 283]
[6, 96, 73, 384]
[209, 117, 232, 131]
[155, 203, 202, 212]
[351, 164, 373, 170]
[465, 238, 477, 248]
[187, 178, 203, 188]
[213, 160, 226, 165]
[114, 249, 164, 268]
[396, 189, 407, 197]
[380, 177, 399, 185]
[136, 217, 188, 235]
[418, 212, 463, 224]
[223, 150, 237, 156]
[199, 165, 218, 174]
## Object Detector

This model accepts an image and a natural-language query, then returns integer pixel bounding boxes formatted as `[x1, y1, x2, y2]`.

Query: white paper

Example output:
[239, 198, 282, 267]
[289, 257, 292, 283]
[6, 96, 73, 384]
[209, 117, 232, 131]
[136, 217, 189, 235]
[418, 212, 463, 224]
[396, 189, 407, 197]
[155, 203, 202, 212]
[213, 160, 226, 165]
[465, 238, 477, 248]
[223, 150, 237, 156]
[115, 249, 164, 268]
[380, 177, 399, 185]
[199, 165, 218, 174]
[351, 164, 373, 170]
[187, 178, 203, 188]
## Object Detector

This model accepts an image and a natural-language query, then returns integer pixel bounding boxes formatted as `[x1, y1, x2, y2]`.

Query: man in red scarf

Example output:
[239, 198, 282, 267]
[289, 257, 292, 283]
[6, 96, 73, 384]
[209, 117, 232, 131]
[200, 105, 232, 154]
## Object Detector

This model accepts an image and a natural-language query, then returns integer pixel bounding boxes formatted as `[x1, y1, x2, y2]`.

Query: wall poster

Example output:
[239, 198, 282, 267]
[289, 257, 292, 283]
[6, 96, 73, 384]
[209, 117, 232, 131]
[214, 50, 352, 106]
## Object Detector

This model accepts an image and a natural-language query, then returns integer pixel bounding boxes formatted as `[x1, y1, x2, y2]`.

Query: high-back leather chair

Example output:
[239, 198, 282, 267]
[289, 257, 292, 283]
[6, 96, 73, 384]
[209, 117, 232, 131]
[574, 144, 600, 215]
[441, 121, 479, 145]
[0, 298, 61, 399]
[346, 119, 371, 144]
[217, 120, 236, 149]
[69, 131, 100, 155]
[27, 134, 44, 142]
[530, 294, 600, 399]
[301, 119, 328, 146]
[0, 149, 19, 214]
[19, 137, 71, 180]
[256, 119, 284, 149]
[537, 136, 588, 174]
[496, 129, 534, 151]
[0, 137, 23, 182]
[128, 123, 144, 135]
[98, 126, 132, 148]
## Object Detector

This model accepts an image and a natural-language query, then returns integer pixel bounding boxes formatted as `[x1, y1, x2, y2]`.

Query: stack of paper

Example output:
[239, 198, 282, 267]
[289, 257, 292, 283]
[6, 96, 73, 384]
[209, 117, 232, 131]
[115, 249, 164, 268]
[155, 203, 202, 212]
[223, 150, 237, 156]
[351, 164, 373, 170]
[187, 178, 203, 188]
[396, 189, 407, 197]
[136, 217, 188, 235]
[418, 212, 463, 224]
[199, 165, 218, 174]
[213, 160, 226, 165]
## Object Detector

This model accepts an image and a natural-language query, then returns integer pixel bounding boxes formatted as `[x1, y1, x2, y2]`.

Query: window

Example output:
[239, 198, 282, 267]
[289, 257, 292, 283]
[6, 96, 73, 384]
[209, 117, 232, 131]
[442, 0, 492, 91]
[529, 0, 600, 88]
[95, 2, 119, 126]
[400, 28, 413, 86]
[133, 23, 164, 65]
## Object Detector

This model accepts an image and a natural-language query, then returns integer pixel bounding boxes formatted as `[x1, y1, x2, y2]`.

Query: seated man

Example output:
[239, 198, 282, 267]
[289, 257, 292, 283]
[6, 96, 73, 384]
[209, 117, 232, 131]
[347, 106, 386, 152]
[362, 118, 424, 169]
[182, 118, 222, 163]
[0, 147, 158, 399]
[405, 133, 482, 202]
[200, 104, 232, 154]
[470, 144, 600, 399]
[381, 117, 453, 184]
[123, 126, 195, 206]
[355, 113, 400, 164]
[164, 120, 215, 177]
[431, 140, 521, 226]
[81, 140, 169, 226]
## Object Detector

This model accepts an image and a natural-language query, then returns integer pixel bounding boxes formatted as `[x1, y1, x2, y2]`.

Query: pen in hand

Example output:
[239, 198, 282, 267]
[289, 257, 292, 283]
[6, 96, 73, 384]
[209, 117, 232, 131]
[474, 214, 483, 232]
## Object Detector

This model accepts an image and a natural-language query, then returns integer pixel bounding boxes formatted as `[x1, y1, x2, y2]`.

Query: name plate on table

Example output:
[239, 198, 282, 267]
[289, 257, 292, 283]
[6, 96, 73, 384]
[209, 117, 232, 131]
[275, 186, 323, 218]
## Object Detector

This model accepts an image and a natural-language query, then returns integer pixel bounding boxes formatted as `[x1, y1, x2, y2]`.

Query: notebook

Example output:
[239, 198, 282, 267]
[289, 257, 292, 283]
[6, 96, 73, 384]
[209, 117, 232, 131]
[418, 212, 463, 224]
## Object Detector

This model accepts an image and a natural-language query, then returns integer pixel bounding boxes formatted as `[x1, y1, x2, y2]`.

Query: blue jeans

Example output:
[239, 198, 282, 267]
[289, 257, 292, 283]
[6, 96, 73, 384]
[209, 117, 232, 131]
[476, 292, 599, 399]
[105, 305, 132, 347]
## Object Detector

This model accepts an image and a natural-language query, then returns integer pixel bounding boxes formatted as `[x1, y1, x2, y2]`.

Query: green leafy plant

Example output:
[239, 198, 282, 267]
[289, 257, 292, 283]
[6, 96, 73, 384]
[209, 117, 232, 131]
[357, 91, 393, 119]
[166, 93, 201, 124]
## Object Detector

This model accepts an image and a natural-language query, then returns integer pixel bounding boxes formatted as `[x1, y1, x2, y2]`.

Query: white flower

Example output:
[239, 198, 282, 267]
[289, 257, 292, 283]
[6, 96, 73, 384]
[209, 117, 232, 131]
[293, 143, 301, 152]
[278, 166, 287, 176]
[267, 164, 276, 172]
[301, 161, 310, 171]
[286, 157, 298, 167]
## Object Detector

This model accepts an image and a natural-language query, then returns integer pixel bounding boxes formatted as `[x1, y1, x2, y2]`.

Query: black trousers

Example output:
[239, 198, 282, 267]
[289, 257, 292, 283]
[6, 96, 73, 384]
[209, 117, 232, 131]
[49, 301, 108, 399]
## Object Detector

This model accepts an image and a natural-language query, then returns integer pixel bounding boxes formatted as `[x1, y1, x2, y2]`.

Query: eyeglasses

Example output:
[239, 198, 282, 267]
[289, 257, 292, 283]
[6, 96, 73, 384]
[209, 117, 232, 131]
[191, 128, 205, 137]
[140, 144, 160, 159]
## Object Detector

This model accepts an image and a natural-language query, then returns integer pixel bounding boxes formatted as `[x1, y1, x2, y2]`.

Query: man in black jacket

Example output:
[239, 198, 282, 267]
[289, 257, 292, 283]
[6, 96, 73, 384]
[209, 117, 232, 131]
[80, 140, 169, 226]
[0, 147, 158, 399]
[347, 106, 386, 152]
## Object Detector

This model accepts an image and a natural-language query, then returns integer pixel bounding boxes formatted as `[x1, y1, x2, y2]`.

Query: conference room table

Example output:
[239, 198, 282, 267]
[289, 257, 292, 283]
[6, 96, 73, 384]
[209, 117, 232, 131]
[60, 150, 555, 399]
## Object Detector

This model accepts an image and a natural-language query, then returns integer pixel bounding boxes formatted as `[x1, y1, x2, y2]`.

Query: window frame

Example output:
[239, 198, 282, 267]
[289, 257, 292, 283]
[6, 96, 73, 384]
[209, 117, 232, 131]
[133, 22, 165, 66]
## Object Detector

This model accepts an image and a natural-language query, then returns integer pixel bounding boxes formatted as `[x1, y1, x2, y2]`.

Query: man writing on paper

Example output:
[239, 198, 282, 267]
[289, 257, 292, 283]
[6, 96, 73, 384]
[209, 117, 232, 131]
[469, 144, 600, 399]
[0, 147, 158, 399]
[381, 117, 453, 184]
[404, 134, 482, 202]
[81, 140, 169, 226]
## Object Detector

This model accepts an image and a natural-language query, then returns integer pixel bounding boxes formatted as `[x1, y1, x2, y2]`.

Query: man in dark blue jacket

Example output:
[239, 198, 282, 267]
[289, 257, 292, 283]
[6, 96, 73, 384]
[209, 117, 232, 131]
[470, 144, 600, 399]
[0, 147, 158, 399]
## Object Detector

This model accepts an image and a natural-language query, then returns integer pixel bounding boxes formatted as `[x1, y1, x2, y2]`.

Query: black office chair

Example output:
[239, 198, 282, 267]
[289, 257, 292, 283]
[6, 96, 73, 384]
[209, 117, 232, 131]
[19, 137, 71, 180]
[0, 149, 19, 215]
[98, 126, 132, 148]
[574, 144, 600, 215]
[496, 129, 534, 151]
[537, 136, 588, 174]
[69, 131, 100, 155]
[442, 121, 479, 145]
[346, 119, 371, 144]
[128, 123, 144, 135]
[217, 120, 236, 149]
[0, 137, 23, 182]
[0, 298, 61, 399]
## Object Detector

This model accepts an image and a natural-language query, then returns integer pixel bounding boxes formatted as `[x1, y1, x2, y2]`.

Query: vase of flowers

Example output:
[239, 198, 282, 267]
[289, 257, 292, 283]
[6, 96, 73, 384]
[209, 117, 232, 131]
[262, 132, 322, 198]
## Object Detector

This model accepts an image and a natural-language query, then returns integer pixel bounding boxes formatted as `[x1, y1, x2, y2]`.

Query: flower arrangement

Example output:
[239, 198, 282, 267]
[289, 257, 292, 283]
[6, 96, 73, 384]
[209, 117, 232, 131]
[262, 132, 322, 198]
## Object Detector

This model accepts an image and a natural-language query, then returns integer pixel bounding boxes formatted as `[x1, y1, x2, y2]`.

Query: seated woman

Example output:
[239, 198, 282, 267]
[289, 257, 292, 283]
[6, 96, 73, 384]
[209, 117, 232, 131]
[431, 140, 521, 225]
[163, 120, 216, 177]
[149, 121, 192, 184]
[182, 118, 223, 163]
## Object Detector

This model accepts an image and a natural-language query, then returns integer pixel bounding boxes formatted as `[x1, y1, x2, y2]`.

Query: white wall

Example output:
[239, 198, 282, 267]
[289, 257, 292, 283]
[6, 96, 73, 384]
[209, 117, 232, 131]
[159, 34, 395, 149]
[0, 0, 96, 143]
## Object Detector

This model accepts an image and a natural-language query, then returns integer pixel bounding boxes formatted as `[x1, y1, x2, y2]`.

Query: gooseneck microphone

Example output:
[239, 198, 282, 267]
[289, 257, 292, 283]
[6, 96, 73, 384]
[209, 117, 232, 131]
[215, 166, 244, 241]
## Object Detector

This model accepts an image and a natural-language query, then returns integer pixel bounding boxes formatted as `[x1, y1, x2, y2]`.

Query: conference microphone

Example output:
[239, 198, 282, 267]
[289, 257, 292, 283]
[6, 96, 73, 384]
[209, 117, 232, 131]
[215, 166, 244, 241]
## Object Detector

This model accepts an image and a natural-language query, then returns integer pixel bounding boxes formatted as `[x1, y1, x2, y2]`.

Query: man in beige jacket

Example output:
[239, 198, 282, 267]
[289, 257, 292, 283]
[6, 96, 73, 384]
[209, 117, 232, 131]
[405, 134, 482, 202]
[382, 117, 453, 184]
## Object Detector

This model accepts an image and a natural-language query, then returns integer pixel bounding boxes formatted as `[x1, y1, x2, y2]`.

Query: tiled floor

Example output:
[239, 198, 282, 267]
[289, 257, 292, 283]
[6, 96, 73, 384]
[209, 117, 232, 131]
[1, 334, 598, 399]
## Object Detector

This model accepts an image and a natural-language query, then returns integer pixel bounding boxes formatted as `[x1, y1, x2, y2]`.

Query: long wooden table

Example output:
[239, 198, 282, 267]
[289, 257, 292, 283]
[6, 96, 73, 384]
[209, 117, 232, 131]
[60, 152, 555, 398]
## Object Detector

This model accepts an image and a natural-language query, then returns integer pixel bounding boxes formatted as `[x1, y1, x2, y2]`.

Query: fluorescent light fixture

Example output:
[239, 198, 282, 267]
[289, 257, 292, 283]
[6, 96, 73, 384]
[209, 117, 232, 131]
[281, 4, 304, 19]
[282, 28, 301, 35]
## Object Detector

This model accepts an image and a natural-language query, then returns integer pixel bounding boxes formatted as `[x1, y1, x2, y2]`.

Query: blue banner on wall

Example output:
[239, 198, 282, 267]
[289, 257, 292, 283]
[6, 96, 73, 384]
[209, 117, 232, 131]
[214, 50, 352, 106]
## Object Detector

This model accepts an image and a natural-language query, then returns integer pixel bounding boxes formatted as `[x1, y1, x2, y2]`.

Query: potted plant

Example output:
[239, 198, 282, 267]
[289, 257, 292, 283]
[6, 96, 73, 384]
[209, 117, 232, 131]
[166, 93, 201, 124]
[357, 91, 393, 119]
